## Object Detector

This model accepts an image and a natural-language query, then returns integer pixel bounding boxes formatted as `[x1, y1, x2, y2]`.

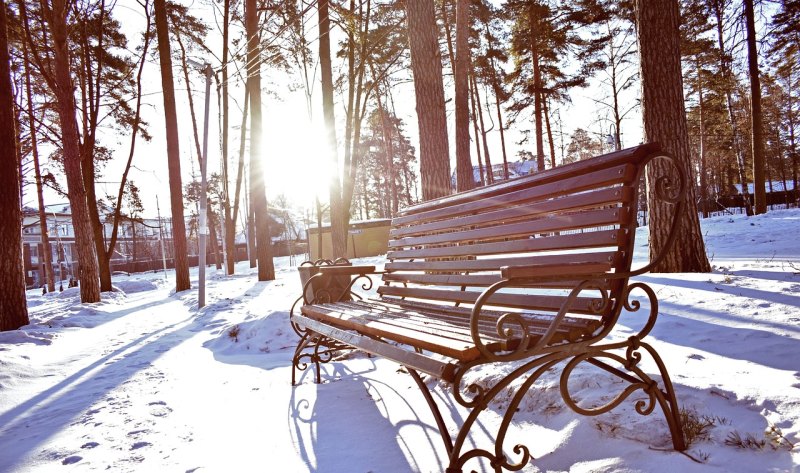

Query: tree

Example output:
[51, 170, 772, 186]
[406, 0, 451, 200]
[454, 0, 473, 192]
[707, 0, 753, 215]
[35, 0, 101, 302]
[154, 0, 190, 291]
[506, 0, 609, 172]
[246, 0, 275, 280]
[743, 0, 767, 213]
[634, 0, 711, 272]
[21, 29, 54, 293]
[0, 0, 29, 331]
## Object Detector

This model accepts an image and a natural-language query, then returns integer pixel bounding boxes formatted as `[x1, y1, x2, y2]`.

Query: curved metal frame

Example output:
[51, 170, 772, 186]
[423, 151, 688, 471]
[291, 258, 378, 385]
[291, 150, 688, 471]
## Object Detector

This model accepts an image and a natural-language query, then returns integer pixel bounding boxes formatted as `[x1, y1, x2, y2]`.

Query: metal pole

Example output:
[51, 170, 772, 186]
[199, 63, 212, 308]
[156, 196, 168, 279]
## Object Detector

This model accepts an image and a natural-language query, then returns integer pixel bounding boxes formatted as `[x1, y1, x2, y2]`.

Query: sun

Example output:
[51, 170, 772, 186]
[262, 107, 333, 209]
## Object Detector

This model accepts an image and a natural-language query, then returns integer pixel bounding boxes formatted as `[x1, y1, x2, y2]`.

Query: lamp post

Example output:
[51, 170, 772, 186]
[189, 59, 213, 309]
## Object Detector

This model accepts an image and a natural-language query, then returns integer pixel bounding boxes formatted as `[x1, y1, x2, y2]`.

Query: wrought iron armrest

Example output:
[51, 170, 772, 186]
[470, 272, 613, 362]
[315, 265, 379, 276]
[299, 269, 380, 306]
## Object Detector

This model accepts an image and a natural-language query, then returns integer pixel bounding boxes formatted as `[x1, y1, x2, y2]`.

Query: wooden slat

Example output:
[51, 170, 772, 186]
[383, 273, 505, 287]
[376, 286, 605, 315]
[389, 207, 628, 249]
[387, 229, 626, 260]
[361, 299, 603, 332]
[292, 314, 458, 380]
[500, 262, 611, 279]
[328, 300, 597, 348]
[392, 164, 636, 227]
[396, 144, 656, 219]
[301, 304, 488, 361]
[384, 251, 622, 272]
[390, 187, 634, 239]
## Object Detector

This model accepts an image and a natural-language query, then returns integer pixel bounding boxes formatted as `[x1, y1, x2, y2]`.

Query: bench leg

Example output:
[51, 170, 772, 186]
[291, 330, 353, 385]
[408, 369, 454, 457]
[560, 338, 687, 451]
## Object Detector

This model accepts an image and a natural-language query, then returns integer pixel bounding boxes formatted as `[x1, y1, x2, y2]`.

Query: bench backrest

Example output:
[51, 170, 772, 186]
[379, 144, 666, 332]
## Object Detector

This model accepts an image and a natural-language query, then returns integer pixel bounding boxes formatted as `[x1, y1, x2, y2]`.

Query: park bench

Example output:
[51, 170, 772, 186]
[290, 143, 687, 472]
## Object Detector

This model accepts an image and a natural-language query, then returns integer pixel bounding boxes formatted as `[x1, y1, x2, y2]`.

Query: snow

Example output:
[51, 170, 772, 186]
[2, 210, 800, 472]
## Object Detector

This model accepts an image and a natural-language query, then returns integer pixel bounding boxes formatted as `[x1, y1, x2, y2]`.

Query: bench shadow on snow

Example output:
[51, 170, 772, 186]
[289, 360, 447, 473]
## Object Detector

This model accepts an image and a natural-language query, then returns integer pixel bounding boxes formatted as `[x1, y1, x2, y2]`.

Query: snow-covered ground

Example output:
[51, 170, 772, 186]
[1, 210, 799, 472]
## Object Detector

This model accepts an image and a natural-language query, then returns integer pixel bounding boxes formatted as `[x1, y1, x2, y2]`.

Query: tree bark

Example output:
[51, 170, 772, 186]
[154, 0, 191, 291]
[744, 0, 767, 214]
[407, 0, 451, 200]
[454, 0, 473, 192]
[246, 0, 275, 280]
[635, 0, 711, 272]
[0, 0, 29, 330]
[44, 0, 101, 301]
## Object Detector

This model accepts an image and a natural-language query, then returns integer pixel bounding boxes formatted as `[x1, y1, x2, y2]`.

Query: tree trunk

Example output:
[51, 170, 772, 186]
[317, 0, 347, 259]
[529, 5, 545, 172]
[221, 0, 235, 275]
[744, 0, 767, 214]
[246, 0, 275, 280]
[45, 0, 101, 302]
[486, 23, 509, 180]
[697, 55, 709, 218]
[154, 0, 190, 291]
[454, 0, 473, 192]
[407, 0, 451, 200]
[711, 0, 753, 216]
[0, 0, 29, 330]
[544, 96, 556, 168]
[209, 204, 221, 269]
[22, 36, 54, 293]
[469, 71, 486, 186]
[471, 64, 493, 180]
[635, 0, 711, 273]
[107, 0, 151, 287]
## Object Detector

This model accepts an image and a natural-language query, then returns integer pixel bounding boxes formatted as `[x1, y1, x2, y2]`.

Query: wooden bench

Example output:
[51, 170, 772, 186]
[290, 143, 687, 472]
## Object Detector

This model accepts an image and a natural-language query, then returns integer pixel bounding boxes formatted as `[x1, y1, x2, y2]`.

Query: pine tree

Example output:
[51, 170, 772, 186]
[154, 0, 191, 292]
[406, 0, 451, 200]
[634, 0, 711, 272]
[0, 0, 29, 331]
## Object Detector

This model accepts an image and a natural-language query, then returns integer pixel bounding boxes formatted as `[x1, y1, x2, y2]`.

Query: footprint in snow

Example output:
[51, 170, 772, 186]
[131, 441, 151, 450]
[81, 442, 100, 449]
[62, 455, 82, 465]
[149, 401, 172, 417]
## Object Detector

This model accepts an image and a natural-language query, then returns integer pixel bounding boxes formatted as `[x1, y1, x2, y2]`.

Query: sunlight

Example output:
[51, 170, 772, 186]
[262, 108, 333, 209]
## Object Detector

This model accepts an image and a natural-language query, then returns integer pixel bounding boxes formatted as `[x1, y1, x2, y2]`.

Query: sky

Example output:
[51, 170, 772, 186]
[1, 208, 799, 472]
